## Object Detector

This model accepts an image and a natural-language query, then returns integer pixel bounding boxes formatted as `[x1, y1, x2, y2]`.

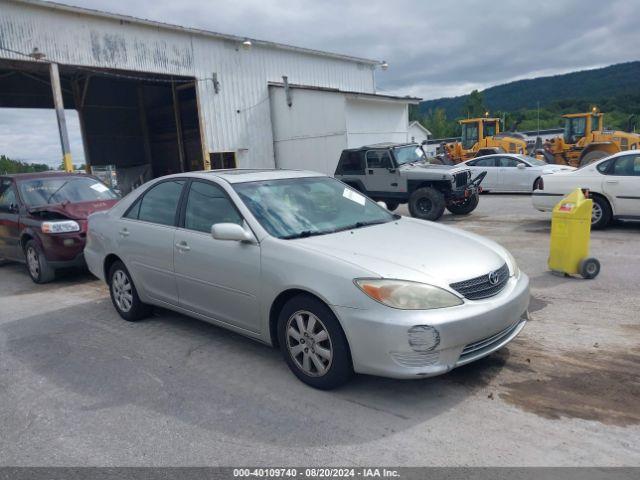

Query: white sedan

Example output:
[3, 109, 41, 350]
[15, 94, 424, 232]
[532, 151, 640, 229]
[462, 154, 575, 193]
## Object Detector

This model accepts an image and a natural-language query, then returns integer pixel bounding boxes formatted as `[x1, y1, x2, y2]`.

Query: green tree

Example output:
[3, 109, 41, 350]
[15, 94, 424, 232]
[463, 89, 486, 118]
[421, 108, 457, 139]
[0, 155, 49, 174]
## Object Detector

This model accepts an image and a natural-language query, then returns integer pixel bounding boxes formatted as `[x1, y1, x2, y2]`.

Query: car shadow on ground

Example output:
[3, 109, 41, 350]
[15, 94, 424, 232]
[0, 262, 98, 298]
[1, 300, 507, 448]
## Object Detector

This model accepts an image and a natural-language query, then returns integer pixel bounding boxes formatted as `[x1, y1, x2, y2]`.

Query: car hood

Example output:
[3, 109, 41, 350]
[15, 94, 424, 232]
[294, 217, 507, 286]
[28, 199, 118, 220]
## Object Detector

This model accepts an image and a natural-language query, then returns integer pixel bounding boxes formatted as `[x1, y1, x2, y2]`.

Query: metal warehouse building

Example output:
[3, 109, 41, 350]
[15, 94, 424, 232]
[0, 0, 419, 192]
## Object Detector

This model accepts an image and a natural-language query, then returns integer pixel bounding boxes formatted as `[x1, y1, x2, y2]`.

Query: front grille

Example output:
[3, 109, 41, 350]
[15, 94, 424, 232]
[390, 351, 439, 368]
[459, 320, 521, 361]
[450, 263, 509, 300]
[453, 170, 470, 188]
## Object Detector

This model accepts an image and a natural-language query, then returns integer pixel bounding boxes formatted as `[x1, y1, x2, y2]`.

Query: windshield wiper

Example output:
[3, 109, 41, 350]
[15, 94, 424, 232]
[281, 230, 326, 239]
[332, 219, 391, 233]
[45, 181, 69, 204]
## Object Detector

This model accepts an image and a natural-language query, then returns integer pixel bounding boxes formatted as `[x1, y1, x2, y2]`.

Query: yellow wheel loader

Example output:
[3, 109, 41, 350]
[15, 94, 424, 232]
[443, 117, 528, 164]
[538, 110, 640, 167]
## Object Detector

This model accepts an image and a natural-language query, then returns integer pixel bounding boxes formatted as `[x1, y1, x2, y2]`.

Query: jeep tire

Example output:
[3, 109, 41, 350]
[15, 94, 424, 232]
[446, 192, 479, 215]
[408, 187, 446, 221]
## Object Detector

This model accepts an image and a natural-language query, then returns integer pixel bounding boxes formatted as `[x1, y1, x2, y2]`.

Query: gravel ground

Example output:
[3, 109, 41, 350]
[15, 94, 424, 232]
[0, 194, 638, 466]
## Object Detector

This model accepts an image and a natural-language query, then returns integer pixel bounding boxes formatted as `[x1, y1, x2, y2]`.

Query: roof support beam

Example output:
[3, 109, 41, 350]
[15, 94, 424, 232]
[172, 81, 186, 172]
[50, 62, 73, 172]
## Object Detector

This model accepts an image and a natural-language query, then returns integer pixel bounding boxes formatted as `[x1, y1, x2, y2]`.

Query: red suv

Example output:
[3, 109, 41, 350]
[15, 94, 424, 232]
[0, 172, 120, 283]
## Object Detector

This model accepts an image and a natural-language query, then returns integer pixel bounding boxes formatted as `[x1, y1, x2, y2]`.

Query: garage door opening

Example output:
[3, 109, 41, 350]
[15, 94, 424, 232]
[0, 58, 205, 193]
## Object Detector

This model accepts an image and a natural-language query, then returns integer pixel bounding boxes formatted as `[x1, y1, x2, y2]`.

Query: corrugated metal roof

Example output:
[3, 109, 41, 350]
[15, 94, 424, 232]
[268, 82, 422, 103]
[8, 0, 381, 65]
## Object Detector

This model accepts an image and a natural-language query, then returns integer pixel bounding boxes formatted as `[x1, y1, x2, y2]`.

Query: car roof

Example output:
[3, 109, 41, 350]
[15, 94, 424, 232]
[3, 171, 92, 182]
[167, 168, 326, 184]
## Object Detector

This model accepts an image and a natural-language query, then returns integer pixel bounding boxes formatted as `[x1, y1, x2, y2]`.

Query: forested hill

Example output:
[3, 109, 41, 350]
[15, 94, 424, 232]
[418, 61, 640, 118]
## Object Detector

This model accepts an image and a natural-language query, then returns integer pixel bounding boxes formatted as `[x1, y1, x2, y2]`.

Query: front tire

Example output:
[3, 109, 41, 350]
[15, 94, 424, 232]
[277, 294, 353, 390]
[408, 187, 446, 221]
[590, 195, 612, 230]
[108, 260, 151, 321]
[25, 240, 55, 284]
[446, 193, 479, 215]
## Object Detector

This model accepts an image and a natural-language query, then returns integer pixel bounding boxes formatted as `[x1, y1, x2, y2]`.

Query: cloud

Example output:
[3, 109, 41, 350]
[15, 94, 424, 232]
[1, 0, 638, 164]
[65, 0, 639, 99]
[0, 109, 85, 167]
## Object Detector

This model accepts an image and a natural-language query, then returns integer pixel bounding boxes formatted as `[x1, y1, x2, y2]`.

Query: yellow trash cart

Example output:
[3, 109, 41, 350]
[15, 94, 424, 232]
[548, 188, 600, 279]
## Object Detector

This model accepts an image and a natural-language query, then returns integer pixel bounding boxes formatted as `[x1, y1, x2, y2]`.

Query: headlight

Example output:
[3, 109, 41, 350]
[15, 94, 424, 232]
[354, 279, 463, 310]
[41, 220, 80, 234]
[505, 250, 520, 278]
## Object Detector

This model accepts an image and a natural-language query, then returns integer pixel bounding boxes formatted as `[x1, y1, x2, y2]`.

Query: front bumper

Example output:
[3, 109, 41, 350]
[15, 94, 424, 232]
[36, 232, 87, 268]
[334, 272, 530, 379]
[450, 184, 479, 201]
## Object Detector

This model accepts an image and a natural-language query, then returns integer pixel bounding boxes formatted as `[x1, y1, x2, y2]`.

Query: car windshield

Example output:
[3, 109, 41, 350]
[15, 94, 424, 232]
[19, 176, 119, 206]
[233, 177, 397, 239]
[394, 145, 427, 165]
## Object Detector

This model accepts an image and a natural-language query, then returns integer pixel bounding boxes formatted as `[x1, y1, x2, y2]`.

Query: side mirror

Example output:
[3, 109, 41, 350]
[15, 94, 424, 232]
[211, 223, 254, 242]
[517, 163, 526, 169]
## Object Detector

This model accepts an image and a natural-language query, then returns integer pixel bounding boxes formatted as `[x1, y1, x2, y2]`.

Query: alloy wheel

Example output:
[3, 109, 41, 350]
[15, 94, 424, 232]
[592, 202, 603, 225]
[286, 310, 333, 377]
[112, 270, 133, 312]
[26, 246, 39, 279]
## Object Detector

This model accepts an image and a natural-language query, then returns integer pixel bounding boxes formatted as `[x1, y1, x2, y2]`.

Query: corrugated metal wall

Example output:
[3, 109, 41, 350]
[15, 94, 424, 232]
[0, 0, 376, 168]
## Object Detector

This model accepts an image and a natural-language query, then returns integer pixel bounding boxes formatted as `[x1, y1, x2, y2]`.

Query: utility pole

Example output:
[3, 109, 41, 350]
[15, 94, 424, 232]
[537, 101, 540, 137]
[49, 63, 73, 172]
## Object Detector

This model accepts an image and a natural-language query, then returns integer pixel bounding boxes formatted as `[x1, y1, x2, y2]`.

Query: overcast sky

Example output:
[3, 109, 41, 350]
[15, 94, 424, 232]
[2, 0, 639, 166]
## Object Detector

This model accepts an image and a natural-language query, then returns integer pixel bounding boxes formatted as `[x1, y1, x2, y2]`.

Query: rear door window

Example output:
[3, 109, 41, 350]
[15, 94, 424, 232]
[127, 180, 185, 226]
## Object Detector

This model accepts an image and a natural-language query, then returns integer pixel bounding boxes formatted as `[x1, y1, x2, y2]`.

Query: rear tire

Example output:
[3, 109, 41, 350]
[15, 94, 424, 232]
[277, 294, 353, 390]
[590, 195, 612, 230]
[579, 150, 608, 167]
[579, 257, 600, 279]
[108, 260, 151, 321]
[446, 192, 479, 215]
[533, 177, 542, 191]
[408, 187, 446, 221]
[24, 240, 55, 284]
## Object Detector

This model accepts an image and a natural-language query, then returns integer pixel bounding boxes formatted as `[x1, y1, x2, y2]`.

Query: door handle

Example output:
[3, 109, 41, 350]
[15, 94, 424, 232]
[391, 183, 398, 187]
[605, 180, 619, 184]
[368, 169, 374, 174]
[119, 228, 130, 237]
[175, 241, 190, 252]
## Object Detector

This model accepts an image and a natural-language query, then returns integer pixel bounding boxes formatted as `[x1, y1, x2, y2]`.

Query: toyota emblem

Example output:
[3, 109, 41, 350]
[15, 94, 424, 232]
[488, 270, 501, 285]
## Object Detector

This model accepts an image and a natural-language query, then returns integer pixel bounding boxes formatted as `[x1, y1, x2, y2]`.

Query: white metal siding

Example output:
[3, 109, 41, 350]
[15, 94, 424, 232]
[345, 99, 409, 148]
[269, 87, 347, 175]
[408, 122, 429, 144]
[0, 0, 375, 168]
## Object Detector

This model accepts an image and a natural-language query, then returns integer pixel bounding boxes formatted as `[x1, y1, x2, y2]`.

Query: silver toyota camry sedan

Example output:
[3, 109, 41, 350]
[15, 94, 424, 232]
[85, 169, 529, 389]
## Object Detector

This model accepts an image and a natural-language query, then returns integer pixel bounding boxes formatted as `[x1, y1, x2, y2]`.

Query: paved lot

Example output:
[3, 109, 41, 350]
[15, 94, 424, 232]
[1, 194, 638, 466]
